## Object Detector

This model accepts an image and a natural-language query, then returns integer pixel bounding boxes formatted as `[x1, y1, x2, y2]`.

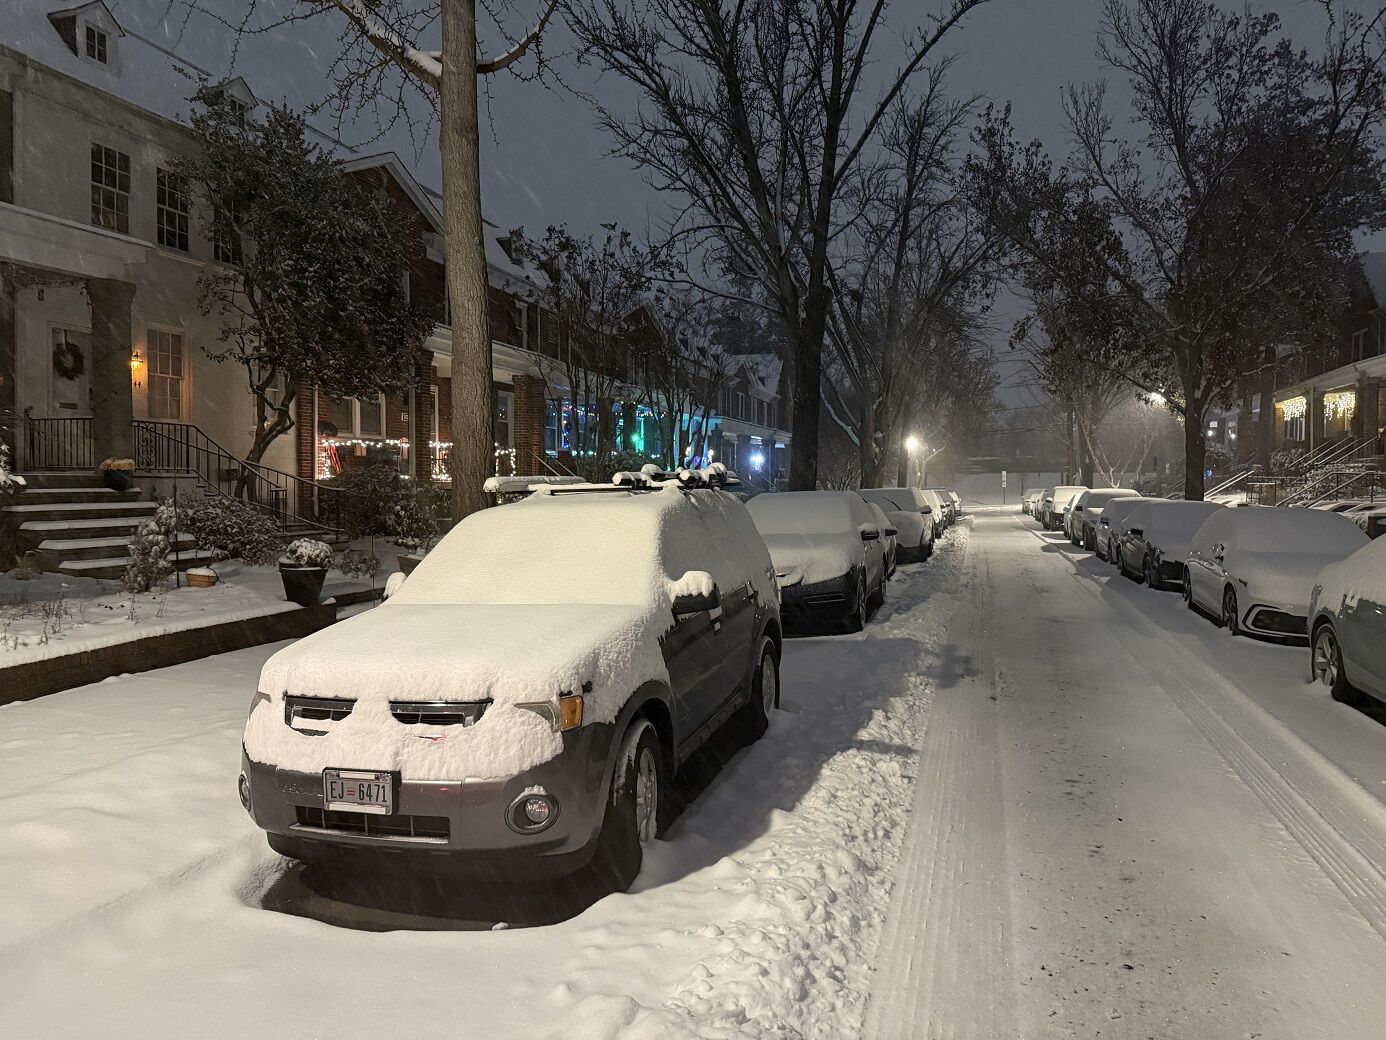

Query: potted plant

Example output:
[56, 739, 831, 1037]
[185, 566, 219, 589]
[393, 480, 444, 575]
[99, 457, 135, 492]
[279, 537, 334, 606]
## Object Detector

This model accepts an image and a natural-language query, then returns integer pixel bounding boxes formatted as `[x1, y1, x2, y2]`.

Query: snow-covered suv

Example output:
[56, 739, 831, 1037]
[238, 470, 781, 893]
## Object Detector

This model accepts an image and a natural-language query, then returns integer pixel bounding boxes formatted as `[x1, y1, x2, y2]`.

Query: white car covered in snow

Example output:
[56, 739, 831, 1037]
[1069, 488, 1141, 550]
[240, 474, 782, 894]
[747, 490, 887, 632]
[1184, 506, 1369, 642]
[859, 487, 936, 563]
[1040, 485, 1087, 530]
[866, 501, 899, 578]
[1309, 535, 1386, 706]
[1094, 495, 1148, 563]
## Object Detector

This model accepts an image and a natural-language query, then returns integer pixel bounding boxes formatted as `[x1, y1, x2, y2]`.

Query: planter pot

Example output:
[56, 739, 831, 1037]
[398, 554, 424, 576]
[279, 565, 328, 606]
[186, 570, 218, 589]
[102, 469, 134, 492]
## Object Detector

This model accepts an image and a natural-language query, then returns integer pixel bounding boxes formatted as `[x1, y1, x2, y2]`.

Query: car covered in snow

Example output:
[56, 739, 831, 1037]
[920, 488, 952, 531]
[747, 490, 887, 632]
[859, 487, 936, 563]
[1023, 488, 1044, 517]
[1184, 506, 1369, 642]
[1094, 495, 1147, 563]
[1069, 488, 1141, 550]
[866, 501, 899, 578]
[1308, 536, 1386, 706]
[1115, 499, 1222, 589]
[1040, 486, 1087, 530]
[239, 473, 781, 893]
[923, 487, 956, 525]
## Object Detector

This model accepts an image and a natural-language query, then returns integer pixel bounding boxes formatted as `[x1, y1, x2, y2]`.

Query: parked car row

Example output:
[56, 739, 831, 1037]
[240, 467, 961, 900]
[1028, 487, 1386, 722]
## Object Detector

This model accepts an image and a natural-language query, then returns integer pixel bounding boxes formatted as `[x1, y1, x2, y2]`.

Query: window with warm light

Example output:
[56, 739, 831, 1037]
[146, 329, 186, 420]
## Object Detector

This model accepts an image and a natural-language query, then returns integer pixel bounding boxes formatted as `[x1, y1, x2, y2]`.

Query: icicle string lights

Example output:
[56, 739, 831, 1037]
[1324, 390, 1356, 422]
[1280, 396, 1307, 420]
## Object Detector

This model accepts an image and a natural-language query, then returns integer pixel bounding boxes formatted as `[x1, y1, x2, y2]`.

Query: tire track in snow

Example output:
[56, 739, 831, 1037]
[863, 533, 1019, 1040]
[1065, 528, 1386, 945]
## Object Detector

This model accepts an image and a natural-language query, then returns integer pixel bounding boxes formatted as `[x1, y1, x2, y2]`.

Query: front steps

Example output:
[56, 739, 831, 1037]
[3, 472, 213, 581]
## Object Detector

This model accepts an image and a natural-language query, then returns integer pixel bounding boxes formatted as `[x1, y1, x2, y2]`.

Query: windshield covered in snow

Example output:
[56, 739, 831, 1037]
[1084, 489, 1139, 508]
[748, 491, 859, 536]
[1231, 509, 1371, 555]
[1132, 501, 1222, 542]
[859, 488, 920, 513]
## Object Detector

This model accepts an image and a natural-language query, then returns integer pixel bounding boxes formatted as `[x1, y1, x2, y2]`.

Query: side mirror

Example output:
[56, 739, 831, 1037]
[921, 505, 933, 515]
[859, 523, 880, 542]
[1128, 527, 1143, 539]
[1074, 505, 1085, 512]
[885, 527, 898, 537]
[383, 571, 406, 600]
[671, 571, 720, 616]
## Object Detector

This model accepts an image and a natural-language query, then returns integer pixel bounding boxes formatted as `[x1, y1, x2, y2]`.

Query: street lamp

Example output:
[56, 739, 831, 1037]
[904, 434, 921, 454]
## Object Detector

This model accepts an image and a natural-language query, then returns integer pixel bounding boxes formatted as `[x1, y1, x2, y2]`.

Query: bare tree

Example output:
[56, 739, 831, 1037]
[970, 0, 1386, 498]
[822, 75, 1001, 487]
[565, 0, 993, 491]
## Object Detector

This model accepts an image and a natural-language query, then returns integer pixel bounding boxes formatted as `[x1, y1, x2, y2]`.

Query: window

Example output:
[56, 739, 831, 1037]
[1353, 328, 1369, 362]
[90, 143, 129, 233]
[511, 302, 529, 350]
[213, 204, 241, 264]
[331, 396, 385, 438]
[544, 399, 560, 453]
[156, 169, 189, 252]
[496, 391, 514, 448]
[736, 391, 745, 419]
[227, 96, 250, 124]
[146, 329, 186, 420]
[84, 25, 108, 63]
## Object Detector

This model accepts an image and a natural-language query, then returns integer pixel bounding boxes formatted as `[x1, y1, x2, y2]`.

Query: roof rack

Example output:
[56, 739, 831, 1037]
[533, 463, 743, 497]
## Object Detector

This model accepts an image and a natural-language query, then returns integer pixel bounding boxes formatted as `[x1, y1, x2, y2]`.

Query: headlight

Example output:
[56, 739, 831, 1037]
[517, 692, 585, 732]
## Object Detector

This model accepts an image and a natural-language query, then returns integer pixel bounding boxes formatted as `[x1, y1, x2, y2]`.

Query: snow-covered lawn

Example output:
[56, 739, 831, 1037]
[1, 528, 970, 1040]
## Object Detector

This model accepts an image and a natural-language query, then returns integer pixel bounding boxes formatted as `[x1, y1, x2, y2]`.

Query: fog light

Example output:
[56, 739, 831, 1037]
[507, 791, 559, 834]
[237, 772, 252, 814]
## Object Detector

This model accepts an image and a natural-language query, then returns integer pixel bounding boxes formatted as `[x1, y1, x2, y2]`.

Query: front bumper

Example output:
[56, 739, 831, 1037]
[779, 572, 856, 623]
[1241, 602, 1309, 641]
[241, 721, 617, 878]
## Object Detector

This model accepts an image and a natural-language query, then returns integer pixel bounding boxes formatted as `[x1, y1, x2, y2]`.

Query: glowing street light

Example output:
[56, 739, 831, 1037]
[904, 434, 921, 454]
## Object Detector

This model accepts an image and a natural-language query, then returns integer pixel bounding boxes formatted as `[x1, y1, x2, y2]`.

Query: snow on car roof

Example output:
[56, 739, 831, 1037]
[1084, 488, 1140, 506]
[860, 488, 921, 513]
[1317, 536, 1386, 614]
[747, 490, 864, 536]
[1213, 505, 1371, 554]
[1126, 500, 1223, 541]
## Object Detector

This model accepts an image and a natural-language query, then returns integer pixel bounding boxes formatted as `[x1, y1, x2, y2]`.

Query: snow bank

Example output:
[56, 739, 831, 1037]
[250, 486, 774, 780]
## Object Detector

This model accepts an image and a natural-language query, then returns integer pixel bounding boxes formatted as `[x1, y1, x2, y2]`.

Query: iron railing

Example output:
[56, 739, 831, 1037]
[24, 415, 95, 470]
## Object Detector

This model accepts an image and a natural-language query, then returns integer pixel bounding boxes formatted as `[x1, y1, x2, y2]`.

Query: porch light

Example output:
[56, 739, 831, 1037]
[1324, 390, 1356, 422]
[129, 349, 143, 388]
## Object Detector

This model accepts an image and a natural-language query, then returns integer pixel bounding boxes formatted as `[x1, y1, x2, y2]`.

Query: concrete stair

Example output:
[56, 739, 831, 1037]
[2, 472, 212, 581]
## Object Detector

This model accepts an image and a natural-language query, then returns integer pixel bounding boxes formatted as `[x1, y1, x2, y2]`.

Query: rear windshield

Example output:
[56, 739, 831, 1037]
[860, 489, 917, 513]
[1086, 490, 1138, 508]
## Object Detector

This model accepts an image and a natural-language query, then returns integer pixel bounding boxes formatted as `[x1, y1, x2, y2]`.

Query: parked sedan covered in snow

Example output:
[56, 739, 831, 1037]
[1115, 500, 1222, 589]
[866, 501, 899, 578]
[1094, 495, 1147, 563]
[1184, 506, 1369, 642]
[241, 478, 781, 894]
[1041, 486, 1087, 530]
[1309, 535, 1386, 705]
[859, 487, 935, 563]
[1069, 488, 1141, 550]
[748, 490, 886, 632]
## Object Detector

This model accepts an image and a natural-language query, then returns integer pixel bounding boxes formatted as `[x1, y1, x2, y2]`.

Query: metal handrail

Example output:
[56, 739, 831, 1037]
[1206, 468, 1255, 498]
[1279, 466, 1385, 507]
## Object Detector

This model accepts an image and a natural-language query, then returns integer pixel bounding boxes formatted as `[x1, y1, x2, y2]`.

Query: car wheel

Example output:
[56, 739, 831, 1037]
[589, 719, 662, 894]
[845, 574, 867, 633]
[924, 537, 934, 560]
[1143, 555, 1157, 589]
[1183, 568, 1195, 609]
[1222, 586, 1241, 635]
[1313, 624, 1352, 703]
[1084, 529, 1095, 552]
[732, 637, 779, 744]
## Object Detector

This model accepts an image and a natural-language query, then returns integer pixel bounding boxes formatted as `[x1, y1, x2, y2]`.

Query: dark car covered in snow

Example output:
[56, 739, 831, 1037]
[239, 468, 781, 895]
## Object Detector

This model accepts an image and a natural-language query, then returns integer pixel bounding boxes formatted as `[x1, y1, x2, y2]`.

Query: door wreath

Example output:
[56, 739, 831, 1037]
[52, 339, 86, 382]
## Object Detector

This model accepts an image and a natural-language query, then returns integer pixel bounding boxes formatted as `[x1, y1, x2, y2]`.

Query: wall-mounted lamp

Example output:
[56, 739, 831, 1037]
[130, 348, 144, 389]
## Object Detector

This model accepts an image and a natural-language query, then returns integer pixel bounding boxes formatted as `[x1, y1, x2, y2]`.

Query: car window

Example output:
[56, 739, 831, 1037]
[747, 491, 854, 535]
[860, 488, 915, 513]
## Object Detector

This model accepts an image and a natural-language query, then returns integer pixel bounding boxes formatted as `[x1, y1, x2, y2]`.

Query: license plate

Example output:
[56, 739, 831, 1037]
[323, 769, 393, 815]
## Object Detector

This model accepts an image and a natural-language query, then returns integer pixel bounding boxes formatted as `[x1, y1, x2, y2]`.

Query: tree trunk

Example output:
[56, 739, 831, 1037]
[787, 320, 822, 491]
[440, 0, 491, 520]
[1077, 419, 1095, 487]
[1183, 399, 1207, 500]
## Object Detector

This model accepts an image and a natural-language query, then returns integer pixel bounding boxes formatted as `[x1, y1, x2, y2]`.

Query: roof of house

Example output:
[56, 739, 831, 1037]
[729, 353, 784, 396]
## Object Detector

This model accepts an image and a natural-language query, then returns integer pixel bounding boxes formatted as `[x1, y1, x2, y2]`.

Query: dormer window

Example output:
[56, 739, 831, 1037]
[84, 24, 107, 62]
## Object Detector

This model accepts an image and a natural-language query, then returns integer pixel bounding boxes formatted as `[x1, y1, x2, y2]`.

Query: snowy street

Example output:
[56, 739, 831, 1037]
[8, 509, 1386, 1038]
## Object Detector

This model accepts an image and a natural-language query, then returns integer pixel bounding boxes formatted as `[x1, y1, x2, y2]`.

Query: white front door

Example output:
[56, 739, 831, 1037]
[48, 327, 92, 416]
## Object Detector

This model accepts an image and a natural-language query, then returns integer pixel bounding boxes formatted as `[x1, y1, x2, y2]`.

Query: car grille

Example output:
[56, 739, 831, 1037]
[284, 695, 490, 729]
[295, 805, 450, 841]
[1249, 608, 1307, 636]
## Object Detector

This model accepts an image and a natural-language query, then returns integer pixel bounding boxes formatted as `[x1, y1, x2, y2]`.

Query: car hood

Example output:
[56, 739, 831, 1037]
[1234, 551, 1349, 610]
[759, 532, 860, 587]
[245, 603, 668, 780]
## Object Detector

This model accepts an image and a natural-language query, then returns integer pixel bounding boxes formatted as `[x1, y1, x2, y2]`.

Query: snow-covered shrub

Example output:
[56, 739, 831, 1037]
[179, 492, 281, 565]
[333, 548, 381, 580]
[123, 501, 179, 593]
[0, 443, 25, 497]
[323, 464, 407, 540]
[391, 480, 446, 555]
[283, 538, 334, 569]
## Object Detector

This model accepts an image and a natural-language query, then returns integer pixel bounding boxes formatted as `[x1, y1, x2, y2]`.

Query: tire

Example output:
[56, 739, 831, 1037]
[1312, 624, 1352, 703]
[1143, 555, 1158, 589]
[923, 536, 934, 560]
[1084, 529, 1096, 552]
[844, 573, 868, 633]
[1183, 568, 1196, 610]
[588, 720, 663, 894]
[1222, 586, 1241, 635]
[732, 637, 779, 744]
[869, 572, 886, 610]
